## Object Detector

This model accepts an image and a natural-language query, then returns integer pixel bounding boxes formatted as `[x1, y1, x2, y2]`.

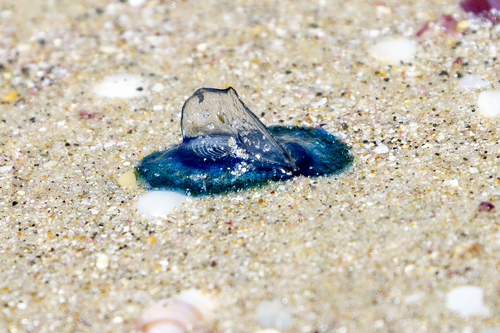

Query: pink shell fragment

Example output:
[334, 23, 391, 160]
[489, 0, 500, 9]
[479, 201, 495, 211]
[460, 0, 492, 13]
[79, 110, 97, 119]
[460, 0, 500, 14]
[415, 15, 457, 38]
[440, 15, 457, 33]
[416, 21, 431, 38]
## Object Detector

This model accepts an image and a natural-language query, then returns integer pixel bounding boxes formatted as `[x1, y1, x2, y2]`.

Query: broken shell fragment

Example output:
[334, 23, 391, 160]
[135, 289, 216, 333]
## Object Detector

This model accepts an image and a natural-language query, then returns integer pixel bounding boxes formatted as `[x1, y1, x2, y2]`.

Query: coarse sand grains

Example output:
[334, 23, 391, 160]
[2, 0, 500, 332]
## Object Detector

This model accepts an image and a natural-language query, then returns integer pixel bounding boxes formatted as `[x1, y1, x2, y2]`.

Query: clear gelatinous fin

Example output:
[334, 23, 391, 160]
[181, 87, 297, 170]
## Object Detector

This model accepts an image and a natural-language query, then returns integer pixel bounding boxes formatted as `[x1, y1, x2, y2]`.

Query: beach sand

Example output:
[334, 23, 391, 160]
[1, 0, 500, 332]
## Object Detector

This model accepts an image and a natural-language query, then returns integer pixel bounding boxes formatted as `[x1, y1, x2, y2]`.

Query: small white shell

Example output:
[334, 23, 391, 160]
[135, 289, 216, 333]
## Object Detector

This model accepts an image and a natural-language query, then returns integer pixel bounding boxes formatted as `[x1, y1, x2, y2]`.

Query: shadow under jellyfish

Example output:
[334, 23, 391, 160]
[135, 87, 353, 196]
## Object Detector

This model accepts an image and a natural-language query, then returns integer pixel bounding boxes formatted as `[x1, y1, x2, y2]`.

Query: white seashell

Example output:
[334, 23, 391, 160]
[135, 289, 216, 333]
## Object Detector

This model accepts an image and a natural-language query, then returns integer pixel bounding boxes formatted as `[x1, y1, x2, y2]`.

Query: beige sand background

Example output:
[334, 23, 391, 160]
[1, 0, 499, 332]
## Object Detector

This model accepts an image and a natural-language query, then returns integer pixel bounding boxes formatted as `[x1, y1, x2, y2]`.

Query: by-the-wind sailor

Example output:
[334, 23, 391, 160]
[135, 87, 352, 196]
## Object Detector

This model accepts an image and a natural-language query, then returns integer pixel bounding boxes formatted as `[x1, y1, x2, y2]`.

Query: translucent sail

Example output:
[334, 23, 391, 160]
[181, 87, 297, 170]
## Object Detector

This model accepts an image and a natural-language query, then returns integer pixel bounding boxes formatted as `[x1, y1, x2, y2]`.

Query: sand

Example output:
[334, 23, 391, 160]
[1, 0, 500, 332]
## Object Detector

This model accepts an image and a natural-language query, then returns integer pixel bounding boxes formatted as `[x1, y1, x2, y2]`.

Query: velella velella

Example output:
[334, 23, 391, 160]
[135, 87, 353, 196]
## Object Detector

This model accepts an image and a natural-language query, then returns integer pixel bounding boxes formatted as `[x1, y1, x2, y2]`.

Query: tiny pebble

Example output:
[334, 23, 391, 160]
[17, 190, 25, 196]
[279, 97, 293, 106]
[91, 209, 99, 215]
[2, 91, 18, 102]
[123, 161, 131, 166]
[100, 46, 117, 54]
[44, 161, 58, 168]
[136, 191, 187, 217]
[256, 300, 292, 330]
[152, 83, 165, 92]
[404, 291, 425, 304]
[372, 145, 389, 154]
[469, 167, 479, 174]
[96, 253, 110, 269]
[311, 97, 327, 107]
[0, 166, 13, 173]
[479, 201, 494, 211]
[152, 105, 163, 111]
[96, 74, 145, 99]
[478, 90, 500, 117]
[118, 169, 137, 187]
[446, 286, 488, 316]
[17, 44, 30, 52]
[128, 0, 146, 7]
[196, 43, 208, 52]
[255, 330, 283, 333]
[458, 75, 490, 89]
[370, 38, 417, 64]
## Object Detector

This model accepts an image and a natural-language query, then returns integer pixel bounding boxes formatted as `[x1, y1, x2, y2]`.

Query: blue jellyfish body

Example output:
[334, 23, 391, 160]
[135, 87, 352, 196]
